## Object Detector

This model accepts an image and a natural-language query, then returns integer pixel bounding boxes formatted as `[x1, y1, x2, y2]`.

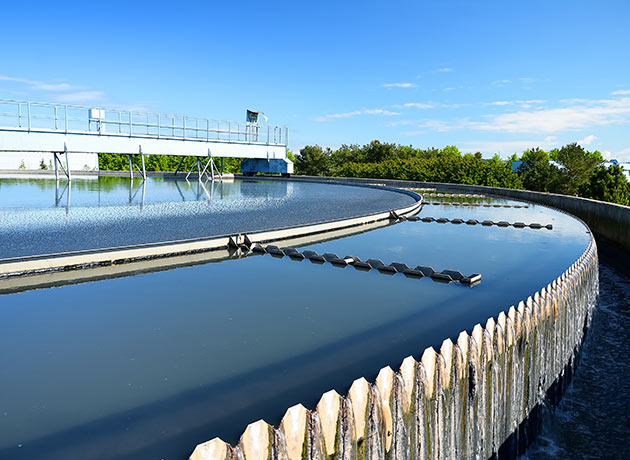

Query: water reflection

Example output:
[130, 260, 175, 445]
[0, 175, 294, 210]
[0, 177, 414, 260]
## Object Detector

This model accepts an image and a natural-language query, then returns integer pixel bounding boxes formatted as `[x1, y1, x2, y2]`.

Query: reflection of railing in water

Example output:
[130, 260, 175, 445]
[51, 177, 293, 211]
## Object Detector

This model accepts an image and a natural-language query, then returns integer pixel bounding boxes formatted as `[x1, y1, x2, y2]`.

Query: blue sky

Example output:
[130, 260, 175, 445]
[1, 0, 629, 159]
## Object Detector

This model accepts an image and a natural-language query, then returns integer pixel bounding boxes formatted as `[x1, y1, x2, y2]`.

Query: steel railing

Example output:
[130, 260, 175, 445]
[0, 99, 288, 146]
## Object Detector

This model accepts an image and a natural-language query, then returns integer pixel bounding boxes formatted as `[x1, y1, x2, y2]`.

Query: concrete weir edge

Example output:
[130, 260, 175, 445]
[187, 176, 601, 460]
[190, 231, 599, 460]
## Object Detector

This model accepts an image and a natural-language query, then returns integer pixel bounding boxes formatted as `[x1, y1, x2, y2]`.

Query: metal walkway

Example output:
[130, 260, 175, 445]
[0, 99, 291, 180]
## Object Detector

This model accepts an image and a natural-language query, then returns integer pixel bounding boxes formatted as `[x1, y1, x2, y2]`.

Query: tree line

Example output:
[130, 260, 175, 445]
[294, 141, 630, 206]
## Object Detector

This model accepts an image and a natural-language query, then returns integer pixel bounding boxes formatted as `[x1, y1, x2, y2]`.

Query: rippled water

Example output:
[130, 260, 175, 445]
[521, 261, 630, 460]
[0, 176, 416, 259]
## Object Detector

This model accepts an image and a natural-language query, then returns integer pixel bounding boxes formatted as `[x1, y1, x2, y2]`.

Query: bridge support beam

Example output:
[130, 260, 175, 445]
[185, 149, 221, 182]
[53, 143, 71, 182]
[127, 146, 146, 181]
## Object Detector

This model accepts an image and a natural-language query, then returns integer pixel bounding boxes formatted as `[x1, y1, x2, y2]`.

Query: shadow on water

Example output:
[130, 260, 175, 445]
[521, 245, 630, 460]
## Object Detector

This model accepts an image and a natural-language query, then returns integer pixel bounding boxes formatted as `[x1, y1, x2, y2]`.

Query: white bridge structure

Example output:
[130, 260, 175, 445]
[0, 99, 292, 180]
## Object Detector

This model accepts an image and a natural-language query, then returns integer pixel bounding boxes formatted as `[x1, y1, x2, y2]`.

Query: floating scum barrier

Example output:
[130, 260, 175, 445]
[190, 234, 599, 460]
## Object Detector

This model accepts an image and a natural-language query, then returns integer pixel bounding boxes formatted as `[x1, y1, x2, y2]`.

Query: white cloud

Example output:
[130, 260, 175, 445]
[54, 91, 105, 103]
[577, 134, 597, 145]
[382, 82, 417, 88]
[492, 79, 512, 86]
[485, 99, 546, 107]
[458, 138, 559, 155]
[401, 130, 426, 136]
[0, 74, 108, 105]
[615, 147, 630, 161]
[437, 67, 453, 73]
[519, 77, 536, 83]
[314, 108, 400, 122]
[468, 98, 630, 133]
[405, 96, 630, 135]
[415, 119, 453, 132]
[612, 90, 630, 95]
[0, 75, 80, 92]
[401, 102, 433, 109]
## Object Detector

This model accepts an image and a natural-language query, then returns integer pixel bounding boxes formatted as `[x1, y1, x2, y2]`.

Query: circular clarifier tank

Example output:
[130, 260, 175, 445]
[0, 176, 591, 460]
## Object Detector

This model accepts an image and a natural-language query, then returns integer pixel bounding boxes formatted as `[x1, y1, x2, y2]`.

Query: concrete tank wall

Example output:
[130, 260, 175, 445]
[0, 151, 99, 171]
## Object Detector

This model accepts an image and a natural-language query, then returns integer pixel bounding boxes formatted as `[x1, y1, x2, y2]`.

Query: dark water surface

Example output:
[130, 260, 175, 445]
[0, 176, 416, 259]
[0, 180, 593, 460]
[521, 260, 630, 460]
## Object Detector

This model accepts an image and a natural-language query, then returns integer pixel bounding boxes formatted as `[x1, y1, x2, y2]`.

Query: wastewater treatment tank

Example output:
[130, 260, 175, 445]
[0, 176, 597, 460]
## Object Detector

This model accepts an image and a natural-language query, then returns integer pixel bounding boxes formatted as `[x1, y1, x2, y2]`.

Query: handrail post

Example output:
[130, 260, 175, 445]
[27, 102, 31, 132]
[54, 106, 58, 130]
[157, 114, 160, 138]
[65, 105, 68, 132]
[18, 103, 21, 128]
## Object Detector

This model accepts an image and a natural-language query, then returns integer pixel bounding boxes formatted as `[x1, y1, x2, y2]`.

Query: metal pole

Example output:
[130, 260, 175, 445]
[66, 181, 71, 216]
[54, 106, 58, 130]
[64, 143, 71, 181]
[18, 103, 21, 128]
[129, 111, 132, 136]
[128, 154, 133, 180]
[140, 146, 146, 180]
[65, 105, 68, 132]
[27, 102, 31, 131]
[174, 156, 184, 175]
[209, 149, 214, 181]
[54, 152, 59, 182]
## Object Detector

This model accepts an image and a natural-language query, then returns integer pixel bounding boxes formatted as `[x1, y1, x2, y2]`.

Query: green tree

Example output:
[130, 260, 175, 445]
[441, 145, 461, 157]
[364, 140, 397, 163]
[518, 148, 561, 192]
[579, 165, 630, 205]
[551, 143, 603, 195]
[295, 145, 331, 176]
